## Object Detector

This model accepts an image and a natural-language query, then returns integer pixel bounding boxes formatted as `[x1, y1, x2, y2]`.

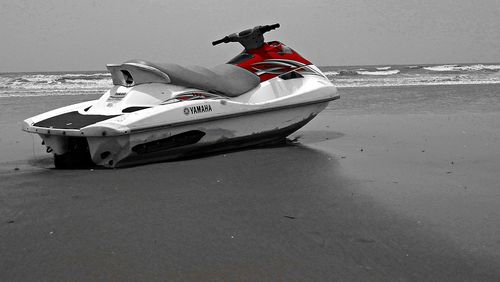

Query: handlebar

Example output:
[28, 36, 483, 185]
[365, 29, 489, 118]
[212, 36, 230, 46]
[259, 23, 280, 33]
[211, 23, 280, 47]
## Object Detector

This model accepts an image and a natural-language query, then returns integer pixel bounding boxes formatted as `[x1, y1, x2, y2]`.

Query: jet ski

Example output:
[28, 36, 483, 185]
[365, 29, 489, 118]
[22, 23, 339, 168]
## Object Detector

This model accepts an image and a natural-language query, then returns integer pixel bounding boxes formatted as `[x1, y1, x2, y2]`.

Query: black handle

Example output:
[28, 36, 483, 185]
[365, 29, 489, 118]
[260, 23, 280, 33]
[212, 24, 280, 48]
[212, 36, 229, 46]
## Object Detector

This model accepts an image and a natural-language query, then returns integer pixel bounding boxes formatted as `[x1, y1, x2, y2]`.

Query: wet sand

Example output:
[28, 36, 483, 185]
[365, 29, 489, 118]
[1, 87, 500, 280]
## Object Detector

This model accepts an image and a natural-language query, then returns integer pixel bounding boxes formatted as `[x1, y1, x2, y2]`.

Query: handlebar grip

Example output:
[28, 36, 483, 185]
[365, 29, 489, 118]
[212, 36, 229, 46]
[268, 23, 280, 30]
[260, 23, 280, 33]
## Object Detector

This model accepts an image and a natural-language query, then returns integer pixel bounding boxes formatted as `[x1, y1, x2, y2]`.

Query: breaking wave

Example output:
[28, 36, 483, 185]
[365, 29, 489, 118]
[357, 69, 400, 76]
[424, 64, 500, 72]
[330, 74, 500, 88]
[0, 72, 112, 97]
[322, 71, 340, 76]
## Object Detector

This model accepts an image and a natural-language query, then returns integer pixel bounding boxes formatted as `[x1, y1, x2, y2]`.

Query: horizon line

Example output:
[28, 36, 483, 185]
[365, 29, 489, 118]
[1, 61, 500, 74]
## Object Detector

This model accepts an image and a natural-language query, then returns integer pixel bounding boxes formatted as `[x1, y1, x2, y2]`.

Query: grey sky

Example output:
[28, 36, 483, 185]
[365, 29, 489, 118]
[1, 0, 499, 72]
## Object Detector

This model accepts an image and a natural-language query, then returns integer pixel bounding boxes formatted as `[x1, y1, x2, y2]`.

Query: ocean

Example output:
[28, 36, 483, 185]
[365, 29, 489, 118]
[322, 63, 500, 88]
[1, 63, 500, 98]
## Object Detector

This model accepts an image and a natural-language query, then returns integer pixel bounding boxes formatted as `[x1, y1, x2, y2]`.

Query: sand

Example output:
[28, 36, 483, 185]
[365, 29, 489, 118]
[1, 86, 500, 280]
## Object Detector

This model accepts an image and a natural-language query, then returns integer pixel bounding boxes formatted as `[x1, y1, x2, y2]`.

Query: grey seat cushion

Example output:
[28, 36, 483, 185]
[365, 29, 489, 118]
[126, 60, 260, 97]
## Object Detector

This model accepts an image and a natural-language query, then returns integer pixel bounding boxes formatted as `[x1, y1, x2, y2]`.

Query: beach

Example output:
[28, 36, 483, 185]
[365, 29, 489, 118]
[1, 83, 500, 280]
[2, 0, 500, 278]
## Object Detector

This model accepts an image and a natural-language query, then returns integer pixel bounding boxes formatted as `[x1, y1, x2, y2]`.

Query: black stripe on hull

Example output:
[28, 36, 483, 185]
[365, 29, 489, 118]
[131, 130, 206, 155]
[116, 113, 316, 167]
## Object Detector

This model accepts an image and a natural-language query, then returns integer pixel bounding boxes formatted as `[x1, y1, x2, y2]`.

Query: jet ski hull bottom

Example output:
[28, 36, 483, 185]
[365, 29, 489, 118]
[40, 101, 329, 168]
[119, 112, 316, 167]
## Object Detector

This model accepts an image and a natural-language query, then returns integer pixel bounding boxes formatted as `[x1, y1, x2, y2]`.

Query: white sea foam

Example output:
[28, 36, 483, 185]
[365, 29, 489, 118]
[423, 65, 458, 72]
[0, 72, 112, 98]
[322, 71, 339, 76]
[0, 73, 112, 91]
[62, 73, 111, 78]
[0, 89, 105, 98]
[424, 64, 500, 72]
[357, 69, 400, 76]
[332, 74, 500, 88]
[376, 66, 391, 70]
[456, 64, 500, 71]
